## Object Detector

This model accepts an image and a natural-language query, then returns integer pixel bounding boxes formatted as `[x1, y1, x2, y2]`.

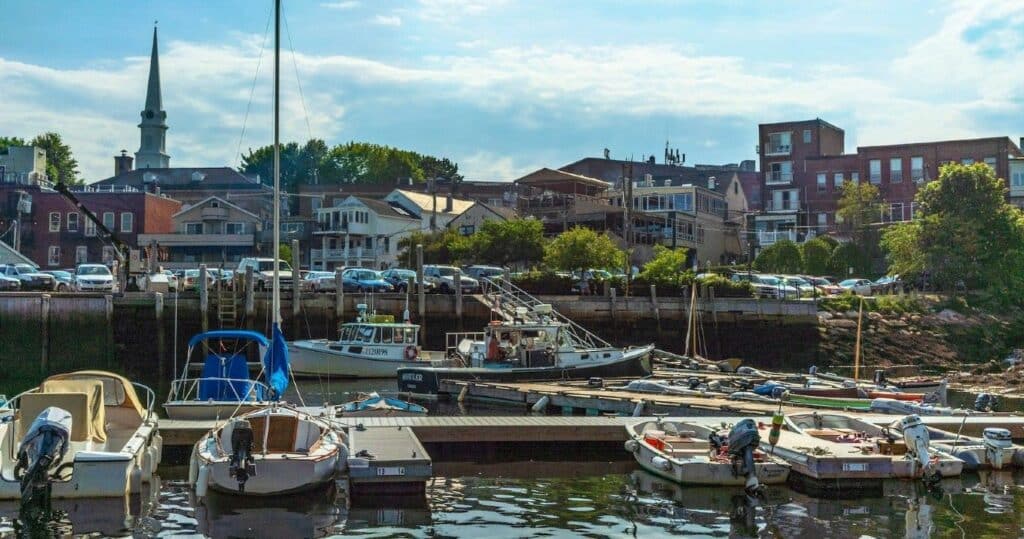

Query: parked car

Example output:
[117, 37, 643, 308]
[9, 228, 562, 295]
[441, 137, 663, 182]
[730, 273, 785, 299]
[237, 257, 295, 290]
[40, 270, 75, 292]
[0, 272, 21, 291]
[839, 278, 874, 295]
[207, 268, 234, 290]
[872, 275, 903, 295]
[303, 271, 339, 293]
[804, 276, 843, 296]
[341, 268, 394, 293]
[762, 275, 801, 299]
[780, 275, 816, 296]
[182, 269, 217, 291]
[381, 268, 435, 293]
[161, 269, 179, 293]
[0, 263, 57, 291]
[423, 265, 479, 294]
[74, 264, 115, 292]
[462, 265, 506, 282]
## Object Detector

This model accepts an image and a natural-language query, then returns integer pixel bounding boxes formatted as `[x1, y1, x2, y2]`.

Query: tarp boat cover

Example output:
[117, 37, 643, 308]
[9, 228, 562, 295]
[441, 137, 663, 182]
[188, 326, 290, 402]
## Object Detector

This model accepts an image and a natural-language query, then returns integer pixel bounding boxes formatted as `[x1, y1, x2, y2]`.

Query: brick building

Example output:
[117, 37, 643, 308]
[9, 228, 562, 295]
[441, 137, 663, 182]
[755, 119, 1024, 245]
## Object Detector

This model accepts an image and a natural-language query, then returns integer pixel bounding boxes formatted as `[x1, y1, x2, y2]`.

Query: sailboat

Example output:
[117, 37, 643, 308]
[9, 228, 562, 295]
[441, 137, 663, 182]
[189, 0, 347, 497]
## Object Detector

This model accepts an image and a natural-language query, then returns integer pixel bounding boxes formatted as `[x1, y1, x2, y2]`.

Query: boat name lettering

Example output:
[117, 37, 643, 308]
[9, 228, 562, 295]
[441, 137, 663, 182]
[364, 347, 389, 356]
[402, 373, 424, 382]
[842, 462, 869, 472]
[376, 466, 406, 476]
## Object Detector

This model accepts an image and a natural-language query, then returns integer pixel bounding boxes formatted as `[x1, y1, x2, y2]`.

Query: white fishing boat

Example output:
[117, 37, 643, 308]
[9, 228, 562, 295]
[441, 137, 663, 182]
[624, 418, 789, 493]
[783, 411, 964, 481]
[887, 420, 1023, 471]
[290, 305, 436, 378]
[0, 371, 161, 500]
[164, 330, 288, 420]
[190, 405, 346, 497]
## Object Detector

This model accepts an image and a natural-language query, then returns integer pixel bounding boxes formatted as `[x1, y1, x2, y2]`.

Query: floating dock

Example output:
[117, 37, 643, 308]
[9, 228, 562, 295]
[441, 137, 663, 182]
[347, 425, 432, 495]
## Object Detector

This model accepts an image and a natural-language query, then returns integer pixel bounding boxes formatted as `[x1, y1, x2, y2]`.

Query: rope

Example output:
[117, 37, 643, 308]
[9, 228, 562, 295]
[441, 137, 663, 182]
[234, 6, 274, 168]
[282, 6, 315, 145]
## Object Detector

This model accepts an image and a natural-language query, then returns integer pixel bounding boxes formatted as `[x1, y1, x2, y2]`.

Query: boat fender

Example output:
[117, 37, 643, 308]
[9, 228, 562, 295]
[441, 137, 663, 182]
[405, 345, 417, 361]
[955, 450, 981, 471]
[188, 447, 199, 484]
[141, 448, 154, 481]
[651, 455, 672, 472]
[624, 439, 639, 453]
[458, 385, 469, 403]
[153, 433, 164, 465]
[195, 464, 210, 498]
[531, 395, 550, 414]
[130, 465, 143, 492]
[632, 400, 645, 417]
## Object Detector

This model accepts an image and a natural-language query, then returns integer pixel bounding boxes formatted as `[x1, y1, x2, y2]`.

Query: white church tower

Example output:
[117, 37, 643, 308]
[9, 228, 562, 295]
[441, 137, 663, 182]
[135, 26, 170, 169]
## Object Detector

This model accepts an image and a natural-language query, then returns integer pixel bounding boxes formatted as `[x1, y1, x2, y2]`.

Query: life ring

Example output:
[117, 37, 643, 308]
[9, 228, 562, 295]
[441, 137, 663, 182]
[405, 345, 417, 360]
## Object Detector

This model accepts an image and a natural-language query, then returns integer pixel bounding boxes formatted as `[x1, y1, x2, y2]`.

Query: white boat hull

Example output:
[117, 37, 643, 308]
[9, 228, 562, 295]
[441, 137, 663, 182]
[163, 401, 271, 421]
[289, 339, 427, 378]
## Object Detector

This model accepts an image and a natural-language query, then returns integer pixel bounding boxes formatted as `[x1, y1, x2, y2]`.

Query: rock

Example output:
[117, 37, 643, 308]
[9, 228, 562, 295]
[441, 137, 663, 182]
[826, 318, 858, 329]
[843, 310, 859, 319]
[818, 311, 834, 320]
[867, 312, 884, 321]
[936, 309, 966, 323]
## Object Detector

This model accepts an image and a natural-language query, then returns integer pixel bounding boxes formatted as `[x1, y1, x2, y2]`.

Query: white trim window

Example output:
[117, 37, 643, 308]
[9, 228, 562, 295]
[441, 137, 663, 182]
[102, 212, 115, 230]
[49, 212, 61, 232]
[67, 212, 79, 232]
[803, 129, 812, 143]
[869, 160, 882, 184]
[833, 172, 844, 189]
[1012, 168, 1024, 188]
[225, 222, 246, 234]
[816, 173, 827, 193]
[767, 161, 793, 184]
[102, 246, 116, 264]
[47, 246, 60, 266]
[185, 222, 203, 235]
[84, 219, 96, 237]
[817, 212, 828, 228]
[890, 158, 903, 183]
[984, 156, 997, 171]
[75, 245, 88, 264]
[120, 212, 133, 233]
[766, 132, 792, 155]
[910, 156, 924, 182]
[851, 172, 860, 183]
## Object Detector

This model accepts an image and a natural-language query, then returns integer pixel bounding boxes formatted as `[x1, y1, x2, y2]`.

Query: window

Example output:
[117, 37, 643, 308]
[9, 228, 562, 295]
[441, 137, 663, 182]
[384, 237, 390, 252]
[832, 173, 843, 190]
[984, 157, 997, 171]
[459, 225, 475, 235]
[49, 212, 61, 232]
[47, 246, 60, 266]
[869, 160, 881, 184]
[185, 222, 204, 234]
[803, 129, 811, 144]
[102, 212, 115, 230]
[225, 222, 245, 234]
[767, 132, 791, 154]
[961, 158, 974, 165]
[85, 219, 96, 237]
[817, 173, 827, 192]
[851, 172, 860, 183]
[890, 158, 903, 183]
[75, 245, 87, 264]
[672, 193, 693, 211]
[1012, 168, 1024, 187]
[817, 213, 828, 228]
[67, 212, 79, 232]
[910, 156, 924, 182]
[734, 181, 739, 195]
[120, 212, 133, 233]
[311, 197, 323, 211]
[696, 224, 705, 244]
[768, 161, 793, 184]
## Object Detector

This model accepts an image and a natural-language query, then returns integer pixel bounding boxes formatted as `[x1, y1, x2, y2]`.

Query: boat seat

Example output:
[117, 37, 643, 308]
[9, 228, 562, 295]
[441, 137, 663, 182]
[248, 415, 299, 453]
[18, 392, 96, 443]
[803, 428, 853, 442]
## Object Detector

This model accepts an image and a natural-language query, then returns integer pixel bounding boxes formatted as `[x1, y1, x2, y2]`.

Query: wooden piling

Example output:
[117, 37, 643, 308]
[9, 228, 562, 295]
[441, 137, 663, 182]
[292, 239, 301, 336]
[650, 284, 660, 323]
[40, 294, 50, 375]
[454, 268, 463, 325]
[610, 287, 617, 320]
[199, 264, 209, 354]
[335, 269, 344, 321]
[416, 244, 425, 342]
[155, 292, 165, 381]
[244, 266, 255, 320]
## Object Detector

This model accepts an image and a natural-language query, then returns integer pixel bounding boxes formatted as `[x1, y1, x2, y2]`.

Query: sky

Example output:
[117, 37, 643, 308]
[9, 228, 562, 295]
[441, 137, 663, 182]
[1, 0, 1022, 183]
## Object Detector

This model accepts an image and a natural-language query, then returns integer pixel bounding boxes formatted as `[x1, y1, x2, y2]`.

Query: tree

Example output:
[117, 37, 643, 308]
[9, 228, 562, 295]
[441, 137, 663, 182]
[884, 163, 1024, 299]
[543, 227, 625, 274]
[395, 229, 467, 266]
[828, 241, 867, 278]
[639, 245, 689, 286]
[879, 222, 925, 280]
[463, 219, 544, 269]
[835, 181, 882, 273]
[0, 136, 27, 154]
[30, 132, 81, 185]
[278, 242, 294, 269]
[800, 237, 834, 276]
[753, 239, 803, 274]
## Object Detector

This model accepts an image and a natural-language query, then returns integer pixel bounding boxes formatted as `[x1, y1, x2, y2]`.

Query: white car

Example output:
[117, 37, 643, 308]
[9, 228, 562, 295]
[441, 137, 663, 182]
[303, 271, 338, 293]
[780, 276, 816, 296]
[423, 265, 479, 294]
[75, 264, 115, 291]
[762, 275, 801, 299]
[839, 278, 874, 295]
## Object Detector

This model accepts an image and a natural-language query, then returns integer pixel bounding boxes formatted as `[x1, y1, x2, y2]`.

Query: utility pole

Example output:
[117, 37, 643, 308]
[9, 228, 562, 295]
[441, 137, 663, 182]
[429, 177, 437, 232]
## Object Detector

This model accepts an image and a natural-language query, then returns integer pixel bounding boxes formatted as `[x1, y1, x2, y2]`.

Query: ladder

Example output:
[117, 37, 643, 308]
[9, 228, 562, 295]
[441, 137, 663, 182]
[215, 282, 238, 328]
[478, 277, 611, 349]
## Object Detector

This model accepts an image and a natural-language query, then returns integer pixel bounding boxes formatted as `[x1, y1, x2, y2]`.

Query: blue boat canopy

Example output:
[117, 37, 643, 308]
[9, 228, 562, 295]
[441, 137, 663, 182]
[188, 330, 270, 349]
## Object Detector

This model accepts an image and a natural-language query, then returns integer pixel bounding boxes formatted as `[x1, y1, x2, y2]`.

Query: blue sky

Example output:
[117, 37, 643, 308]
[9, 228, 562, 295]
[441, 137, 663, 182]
[1, 0, 1022, 182]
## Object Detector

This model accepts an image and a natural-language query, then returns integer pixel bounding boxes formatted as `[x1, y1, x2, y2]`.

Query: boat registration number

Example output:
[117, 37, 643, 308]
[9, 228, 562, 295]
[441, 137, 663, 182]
[376, 466, 406, 476]
[842, 462, 869, 472]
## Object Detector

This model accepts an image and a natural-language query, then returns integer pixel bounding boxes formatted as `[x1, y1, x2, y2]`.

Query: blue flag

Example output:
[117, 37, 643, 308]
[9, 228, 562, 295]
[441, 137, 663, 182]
[264, 322, 290, 401]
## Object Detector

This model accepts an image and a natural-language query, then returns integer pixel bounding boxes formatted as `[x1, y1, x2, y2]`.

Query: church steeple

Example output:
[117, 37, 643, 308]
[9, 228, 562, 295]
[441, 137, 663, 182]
[136, 25, 170, 169]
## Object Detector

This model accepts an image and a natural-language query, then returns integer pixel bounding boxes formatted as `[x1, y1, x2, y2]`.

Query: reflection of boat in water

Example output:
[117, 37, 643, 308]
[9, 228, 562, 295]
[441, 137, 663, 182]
[345, 492, 432, 532]
[195, 482, 344, 538]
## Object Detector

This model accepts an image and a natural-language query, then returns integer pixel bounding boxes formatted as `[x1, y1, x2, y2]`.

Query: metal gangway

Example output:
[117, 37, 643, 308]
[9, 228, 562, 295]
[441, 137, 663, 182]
[478, 277, 612, 349]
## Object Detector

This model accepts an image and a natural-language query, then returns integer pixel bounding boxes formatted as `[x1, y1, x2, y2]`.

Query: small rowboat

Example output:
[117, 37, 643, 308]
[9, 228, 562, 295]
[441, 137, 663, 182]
[867, 390, 923, 402]
[782, 392, 873, 411]
[337, 392, 428, 417]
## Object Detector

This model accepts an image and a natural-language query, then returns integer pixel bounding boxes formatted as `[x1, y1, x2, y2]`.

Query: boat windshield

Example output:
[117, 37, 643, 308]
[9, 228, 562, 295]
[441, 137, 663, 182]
[340, 324, 417, 345]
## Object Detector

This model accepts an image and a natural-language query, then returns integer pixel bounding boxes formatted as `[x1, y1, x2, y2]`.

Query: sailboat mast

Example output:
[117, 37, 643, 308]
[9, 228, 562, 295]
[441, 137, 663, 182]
[272, 0, 281, 325]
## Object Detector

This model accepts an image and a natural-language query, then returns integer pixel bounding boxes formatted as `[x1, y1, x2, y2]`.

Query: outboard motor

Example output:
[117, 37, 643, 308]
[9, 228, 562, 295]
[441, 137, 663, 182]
[15, 407, 72, 507]
[228, 419, 256, 492]
[899, 415, 940, 484]
[982, 428, 1013, 470]
[974, 393, 999, 413]
[726, 419, 762, 495]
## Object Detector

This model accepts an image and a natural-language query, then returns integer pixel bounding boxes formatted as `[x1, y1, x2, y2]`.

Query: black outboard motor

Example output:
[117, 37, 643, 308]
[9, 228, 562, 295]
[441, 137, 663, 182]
[228, 419, 256, 492]
[974, 393, 999, 413]
[15, 407, 72, 508]
[727, 419, 762, 495]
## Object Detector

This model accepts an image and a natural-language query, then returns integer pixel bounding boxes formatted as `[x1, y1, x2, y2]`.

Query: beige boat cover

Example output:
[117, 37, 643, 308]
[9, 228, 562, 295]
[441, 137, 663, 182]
[45, 371, 146, 421]
[31, 379, 106, 442]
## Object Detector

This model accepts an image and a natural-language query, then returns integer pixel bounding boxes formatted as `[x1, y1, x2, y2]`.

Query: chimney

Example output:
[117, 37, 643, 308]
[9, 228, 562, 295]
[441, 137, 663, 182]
[445, 192, 453, 212]
[1019, 137, 1023, 152]
[114, 149, 133, 176]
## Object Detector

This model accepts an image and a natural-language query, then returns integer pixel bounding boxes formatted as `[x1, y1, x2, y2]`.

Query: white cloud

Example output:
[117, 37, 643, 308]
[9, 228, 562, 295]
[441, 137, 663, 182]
[370, 14, 402, 27]
[413, 0, 509, 22]
[320, 1, 359, 9]
[457, 151, 536, 181]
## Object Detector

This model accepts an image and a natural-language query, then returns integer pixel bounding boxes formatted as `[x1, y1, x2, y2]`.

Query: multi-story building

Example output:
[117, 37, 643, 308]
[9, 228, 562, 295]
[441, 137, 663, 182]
[312, 196, 420, 270]
[383, 189, 475, 231]
[756, 119, 1024, 245]
[0, 146, 48, 185]
[137, 196, 260, 269]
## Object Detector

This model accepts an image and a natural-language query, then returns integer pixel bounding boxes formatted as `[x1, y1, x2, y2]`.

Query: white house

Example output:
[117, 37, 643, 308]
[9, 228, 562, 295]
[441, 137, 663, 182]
[447, 202, 517, 235]
[313, 196, 420, 270]
[384, 189, 475, 231]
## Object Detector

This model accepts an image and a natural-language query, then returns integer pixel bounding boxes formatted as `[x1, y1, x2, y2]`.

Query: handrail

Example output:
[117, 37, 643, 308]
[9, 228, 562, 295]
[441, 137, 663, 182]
[479, 277, 612, 349]
[132, 382, 157, 421]
[167, 376, 274, 403]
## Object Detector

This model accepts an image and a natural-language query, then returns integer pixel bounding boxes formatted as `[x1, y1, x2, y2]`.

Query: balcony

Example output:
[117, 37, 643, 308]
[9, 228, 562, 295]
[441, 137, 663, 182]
[310, 248, 380, 265]
[201, 206, 229, 220]
[764, 199, 800, 213]
[136, 233, 254, 247]
[764, 143, 792, 156]
[765, 171, 793, 185]
[757, 230, 796, 245]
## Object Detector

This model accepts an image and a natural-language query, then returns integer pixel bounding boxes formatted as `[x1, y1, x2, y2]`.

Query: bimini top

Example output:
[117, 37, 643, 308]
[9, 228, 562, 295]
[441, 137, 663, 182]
[188, 330, 270, 349]
[44, 370, 147, 422]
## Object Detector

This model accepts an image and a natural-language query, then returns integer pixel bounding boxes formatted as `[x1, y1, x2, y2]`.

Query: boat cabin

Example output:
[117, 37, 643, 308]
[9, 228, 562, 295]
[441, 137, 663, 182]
[474, 322, 571, 368]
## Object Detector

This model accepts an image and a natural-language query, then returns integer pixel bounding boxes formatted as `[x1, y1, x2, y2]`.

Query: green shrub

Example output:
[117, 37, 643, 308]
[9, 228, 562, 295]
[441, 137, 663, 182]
[510, 270, 574, 295]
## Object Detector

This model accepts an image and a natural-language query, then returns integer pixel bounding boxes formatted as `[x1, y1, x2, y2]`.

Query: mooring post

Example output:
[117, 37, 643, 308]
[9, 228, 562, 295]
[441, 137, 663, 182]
[40, 294, 50, 375]
[245, 266, 255, 319]
[155, 292, 165, 381]
[105, 294, 114, 365]
[454, 268, 463, 325]
[610, 287, 617, 320]
[416, 244, 425, 343]
[291, 239, 301, 336]
[335, 269, 344, 321]
[650, 284, 660, 323]
[199, 264, 209, 354]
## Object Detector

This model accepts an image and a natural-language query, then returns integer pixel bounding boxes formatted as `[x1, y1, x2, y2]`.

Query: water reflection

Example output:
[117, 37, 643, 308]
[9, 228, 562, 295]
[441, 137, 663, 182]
[194, 483, 344, 538]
